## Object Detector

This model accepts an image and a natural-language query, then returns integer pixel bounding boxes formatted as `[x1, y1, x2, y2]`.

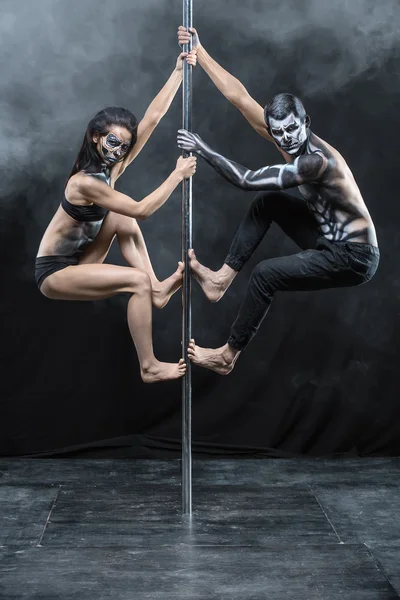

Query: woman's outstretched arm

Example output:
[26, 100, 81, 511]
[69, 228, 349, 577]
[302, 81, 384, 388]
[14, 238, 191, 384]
[115, 51, 197, 180]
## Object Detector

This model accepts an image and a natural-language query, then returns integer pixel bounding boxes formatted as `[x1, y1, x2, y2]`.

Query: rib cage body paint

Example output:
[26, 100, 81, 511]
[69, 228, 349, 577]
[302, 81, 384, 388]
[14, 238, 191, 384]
[52, 219, 104, 256]
[296, 136, 370, 243]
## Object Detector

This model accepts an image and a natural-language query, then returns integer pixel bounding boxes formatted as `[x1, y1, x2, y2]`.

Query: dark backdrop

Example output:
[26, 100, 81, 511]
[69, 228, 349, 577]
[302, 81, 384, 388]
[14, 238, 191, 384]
[1, 0, 399, 457]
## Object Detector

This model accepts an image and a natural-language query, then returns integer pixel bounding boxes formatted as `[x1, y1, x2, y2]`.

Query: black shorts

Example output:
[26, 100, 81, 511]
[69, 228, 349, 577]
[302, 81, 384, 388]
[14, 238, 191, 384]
[35, 255, 79, 290]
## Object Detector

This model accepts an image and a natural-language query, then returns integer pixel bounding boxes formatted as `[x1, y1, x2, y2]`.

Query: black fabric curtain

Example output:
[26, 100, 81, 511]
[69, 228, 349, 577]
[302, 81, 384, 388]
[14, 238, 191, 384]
[1, 0, 399, 458]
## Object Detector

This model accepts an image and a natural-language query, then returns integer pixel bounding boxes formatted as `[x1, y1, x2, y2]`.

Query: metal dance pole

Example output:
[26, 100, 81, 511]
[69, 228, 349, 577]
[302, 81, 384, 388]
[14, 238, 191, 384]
[181, 0, 193, 516]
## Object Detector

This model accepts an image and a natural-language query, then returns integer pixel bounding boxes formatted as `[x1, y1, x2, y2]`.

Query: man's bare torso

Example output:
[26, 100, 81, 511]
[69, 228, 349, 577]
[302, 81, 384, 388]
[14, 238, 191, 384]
[287, 132, 377, 246]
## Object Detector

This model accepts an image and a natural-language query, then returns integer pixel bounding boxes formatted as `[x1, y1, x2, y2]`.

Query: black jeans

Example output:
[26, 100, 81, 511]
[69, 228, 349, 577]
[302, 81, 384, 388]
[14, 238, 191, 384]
[225, 191, 380, 351]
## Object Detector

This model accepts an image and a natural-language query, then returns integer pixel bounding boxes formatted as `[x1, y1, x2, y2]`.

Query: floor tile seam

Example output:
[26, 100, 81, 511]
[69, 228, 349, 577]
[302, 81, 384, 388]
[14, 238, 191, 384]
[4, 480, 400, 486]
[39, 536, 357, 547]
[44, 483, 182, 489]
[2, 542, 372, 552]
[308, 484, 343, 544]
[18, 484, 314, 495]
[31, 482, 317, 489]
[0, 483, 63, 489]
[5, 480, 400, 488]
[36, 485, 62, 547]
[0, 458, 396, 464]
[26, 544, 263, 550]
[310, 482, 400, 489]
[364, 543, 400, 597]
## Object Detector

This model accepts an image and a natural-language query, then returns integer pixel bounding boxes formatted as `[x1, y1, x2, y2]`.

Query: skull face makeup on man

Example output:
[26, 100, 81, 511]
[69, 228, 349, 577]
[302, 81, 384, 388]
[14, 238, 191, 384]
[264, 93, 309, 156]
[268, 113, 308, 155]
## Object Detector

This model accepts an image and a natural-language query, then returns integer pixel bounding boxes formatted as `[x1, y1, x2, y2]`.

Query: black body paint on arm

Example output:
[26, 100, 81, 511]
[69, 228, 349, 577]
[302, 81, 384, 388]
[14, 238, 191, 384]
[196, 138, 324, 192]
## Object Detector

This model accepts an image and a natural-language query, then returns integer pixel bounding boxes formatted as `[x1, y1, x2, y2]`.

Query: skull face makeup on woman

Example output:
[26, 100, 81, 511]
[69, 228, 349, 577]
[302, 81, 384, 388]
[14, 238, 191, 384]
[264, 93, 310, 156]
[101, 131, 132, 163]
[94, 126, 132, 164]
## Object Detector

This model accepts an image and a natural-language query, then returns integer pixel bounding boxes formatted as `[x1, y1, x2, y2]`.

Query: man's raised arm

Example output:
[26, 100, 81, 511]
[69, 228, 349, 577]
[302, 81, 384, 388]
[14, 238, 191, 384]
[178, 26, 275, 144]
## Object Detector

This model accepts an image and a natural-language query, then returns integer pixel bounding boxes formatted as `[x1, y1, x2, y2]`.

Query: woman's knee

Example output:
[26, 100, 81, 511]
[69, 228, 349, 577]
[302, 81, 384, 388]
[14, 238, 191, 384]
[129, 268, 151, 293]
[39, 277, 58, 299]
[114, 213, 139, 237]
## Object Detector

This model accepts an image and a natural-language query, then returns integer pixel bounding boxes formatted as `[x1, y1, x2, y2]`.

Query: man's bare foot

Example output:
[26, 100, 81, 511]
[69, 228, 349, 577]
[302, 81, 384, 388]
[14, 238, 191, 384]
[189, 249, 231, 302]
[187, 339, 239, 375]
[141, 358, 186, 383]
[152, 262, 184, 309]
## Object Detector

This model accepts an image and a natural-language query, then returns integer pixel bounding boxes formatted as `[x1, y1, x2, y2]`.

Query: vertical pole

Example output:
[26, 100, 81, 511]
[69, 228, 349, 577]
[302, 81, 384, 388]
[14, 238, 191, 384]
[181, 0, 193, 516]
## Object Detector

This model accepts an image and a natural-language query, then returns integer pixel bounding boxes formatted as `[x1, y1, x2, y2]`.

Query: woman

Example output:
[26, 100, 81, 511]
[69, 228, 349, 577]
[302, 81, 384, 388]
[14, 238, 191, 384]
[35, 51, 197, 383]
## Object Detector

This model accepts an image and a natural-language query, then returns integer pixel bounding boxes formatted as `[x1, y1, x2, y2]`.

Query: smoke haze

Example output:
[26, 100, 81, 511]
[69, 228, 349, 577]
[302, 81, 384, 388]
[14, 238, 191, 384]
[0, 0, 398, 177]
[209, 0, 399, 95]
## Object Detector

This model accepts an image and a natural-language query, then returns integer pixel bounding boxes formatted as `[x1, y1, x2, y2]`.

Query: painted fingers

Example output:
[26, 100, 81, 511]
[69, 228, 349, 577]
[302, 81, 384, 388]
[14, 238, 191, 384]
[177, 129, 202, 153]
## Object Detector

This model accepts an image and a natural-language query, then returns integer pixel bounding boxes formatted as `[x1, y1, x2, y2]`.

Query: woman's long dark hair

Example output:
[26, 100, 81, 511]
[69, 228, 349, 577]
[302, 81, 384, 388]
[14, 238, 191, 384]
[67, 107, 138, 181]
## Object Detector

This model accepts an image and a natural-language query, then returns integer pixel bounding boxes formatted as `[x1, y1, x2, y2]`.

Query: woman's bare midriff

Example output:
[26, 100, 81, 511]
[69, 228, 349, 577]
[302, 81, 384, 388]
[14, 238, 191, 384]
[37, 205, 104, 257]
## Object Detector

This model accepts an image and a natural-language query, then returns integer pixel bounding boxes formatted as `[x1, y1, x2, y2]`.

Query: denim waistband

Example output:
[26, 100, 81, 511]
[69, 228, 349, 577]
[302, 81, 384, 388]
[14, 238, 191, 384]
[345, 242, 380, 256]
[318, 237, 380, 256]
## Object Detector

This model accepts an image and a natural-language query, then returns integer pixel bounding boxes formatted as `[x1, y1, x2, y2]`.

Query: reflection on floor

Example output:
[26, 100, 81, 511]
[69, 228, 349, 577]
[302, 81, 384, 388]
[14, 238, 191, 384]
[0, 459, 399, 599]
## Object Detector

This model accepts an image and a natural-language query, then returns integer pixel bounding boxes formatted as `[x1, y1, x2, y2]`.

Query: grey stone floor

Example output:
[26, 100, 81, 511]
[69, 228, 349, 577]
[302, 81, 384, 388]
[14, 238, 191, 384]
[0, 458, 399, 599]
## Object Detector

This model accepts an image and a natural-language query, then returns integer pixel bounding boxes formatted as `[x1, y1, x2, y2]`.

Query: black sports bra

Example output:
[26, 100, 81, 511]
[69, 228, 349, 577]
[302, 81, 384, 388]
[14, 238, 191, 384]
[62, 167, 111, 222]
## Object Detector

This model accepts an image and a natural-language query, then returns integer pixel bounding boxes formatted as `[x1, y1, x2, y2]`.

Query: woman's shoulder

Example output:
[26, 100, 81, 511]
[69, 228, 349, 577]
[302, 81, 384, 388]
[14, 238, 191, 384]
[69, 170, 106, 189]
[65, 171, 84, 194]
[65, 171, 98, 203]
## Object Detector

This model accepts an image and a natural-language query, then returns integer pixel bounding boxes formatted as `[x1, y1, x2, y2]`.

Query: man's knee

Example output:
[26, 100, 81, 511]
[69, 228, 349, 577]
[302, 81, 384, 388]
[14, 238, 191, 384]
[250, 191, 284, 217]
[250, 261, 270, 282]
[249, 262, 276, 299]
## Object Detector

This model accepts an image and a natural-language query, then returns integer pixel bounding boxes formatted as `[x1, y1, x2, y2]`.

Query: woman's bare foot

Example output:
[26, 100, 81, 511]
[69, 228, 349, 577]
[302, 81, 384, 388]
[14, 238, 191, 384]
[141, 358, 186, 383]
[152, 262, 184, 309]
[189, 249, 233, 302]
[187, 339, 240, 375]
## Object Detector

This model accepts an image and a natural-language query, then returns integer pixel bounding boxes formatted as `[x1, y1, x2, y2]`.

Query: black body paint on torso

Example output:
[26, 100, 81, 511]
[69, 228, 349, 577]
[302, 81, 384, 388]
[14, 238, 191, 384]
[57, 166, 111, 257]
[295, 135, 370, 242]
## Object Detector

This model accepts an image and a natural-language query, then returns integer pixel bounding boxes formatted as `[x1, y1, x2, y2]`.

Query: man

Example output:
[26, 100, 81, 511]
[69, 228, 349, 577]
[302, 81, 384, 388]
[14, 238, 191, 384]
[177, 26, 379, 376]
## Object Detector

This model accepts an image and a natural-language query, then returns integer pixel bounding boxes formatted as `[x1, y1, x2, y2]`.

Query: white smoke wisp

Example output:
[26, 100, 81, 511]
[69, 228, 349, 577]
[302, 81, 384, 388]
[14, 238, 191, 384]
[0, 0, 178, 188]
[207, 0, 400, 96]
[0, 0, 398, 192]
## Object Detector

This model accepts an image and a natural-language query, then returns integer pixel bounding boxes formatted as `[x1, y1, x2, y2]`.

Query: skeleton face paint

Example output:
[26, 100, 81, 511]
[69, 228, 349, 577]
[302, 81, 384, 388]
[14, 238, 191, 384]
[269, 112, 308, 155]
[100, 133, 131, 164]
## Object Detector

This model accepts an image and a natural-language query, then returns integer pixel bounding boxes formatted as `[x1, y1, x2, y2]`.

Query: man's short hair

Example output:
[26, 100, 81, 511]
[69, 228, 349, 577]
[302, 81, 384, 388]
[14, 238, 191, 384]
[264, 93, 306, 127]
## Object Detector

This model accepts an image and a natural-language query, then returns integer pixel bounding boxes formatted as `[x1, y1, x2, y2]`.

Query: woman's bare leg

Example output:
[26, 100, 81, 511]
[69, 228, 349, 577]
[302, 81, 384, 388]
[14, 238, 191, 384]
[79, 212, 183, 308]
[78, 212, 117, 265]
[41, 263, 186, 383]
[115, 215, 183, 308]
